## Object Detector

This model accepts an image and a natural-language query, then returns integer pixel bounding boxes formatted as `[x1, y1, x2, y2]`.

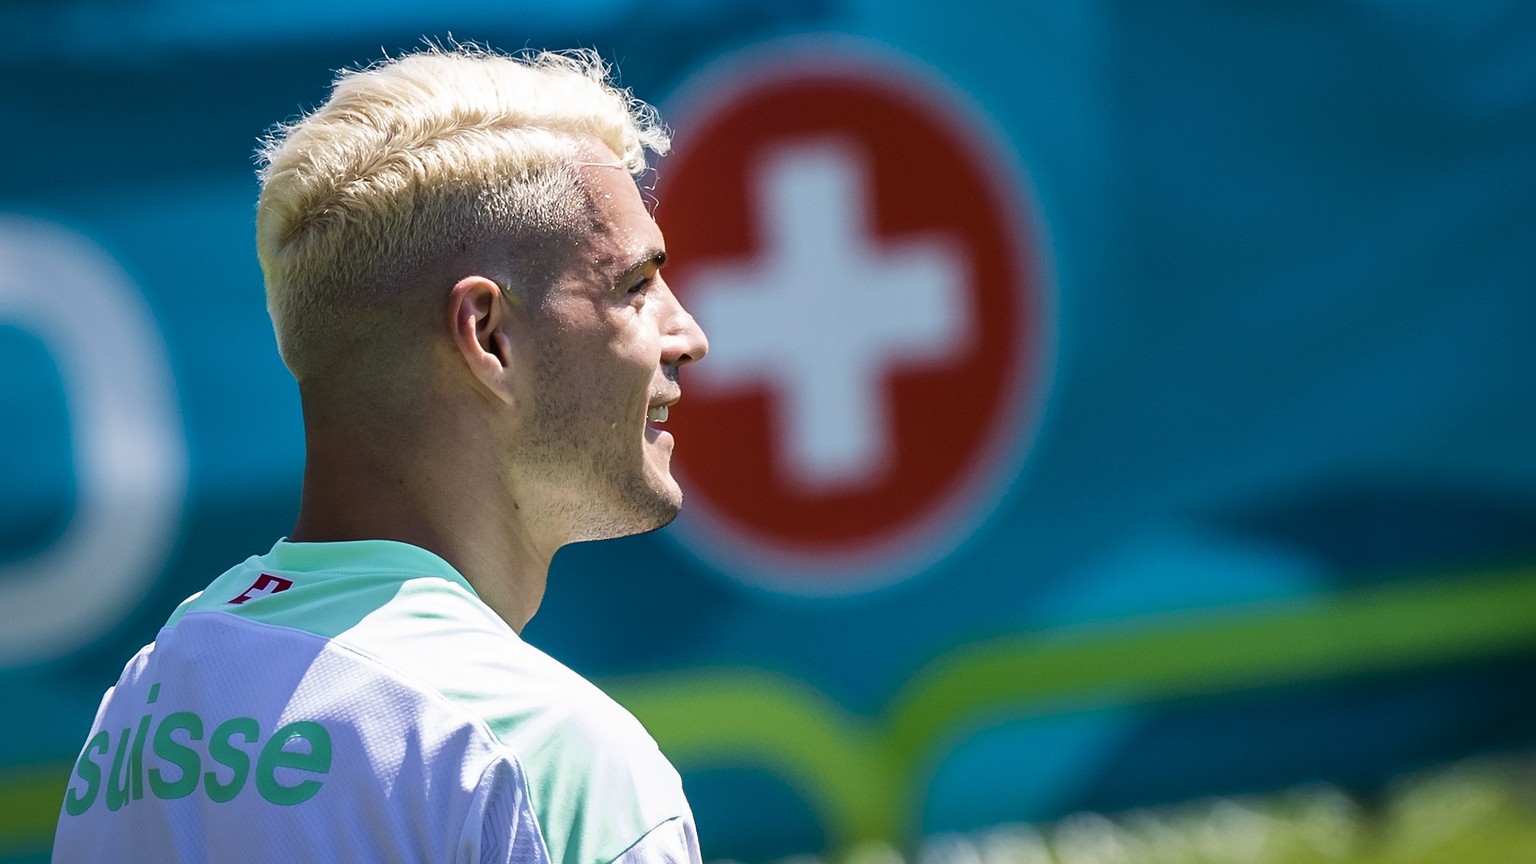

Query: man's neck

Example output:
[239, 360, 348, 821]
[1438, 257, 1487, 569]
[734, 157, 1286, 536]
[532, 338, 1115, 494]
[289, 425, 552, 633]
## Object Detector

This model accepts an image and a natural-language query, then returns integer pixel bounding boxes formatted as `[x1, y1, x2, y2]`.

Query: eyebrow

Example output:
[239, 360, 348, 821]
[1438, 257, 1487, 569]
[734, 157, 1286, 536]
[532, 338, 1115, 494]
[612, 249, 668, 289]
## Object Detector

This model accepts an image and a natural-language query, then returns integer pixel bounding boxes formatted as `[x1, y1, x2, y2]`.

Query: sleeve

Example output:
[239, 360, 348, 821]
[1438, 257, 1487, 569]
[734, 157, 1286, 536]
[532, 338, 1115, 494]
[463, 758, 550, 864]
[607, 817, 703, 864]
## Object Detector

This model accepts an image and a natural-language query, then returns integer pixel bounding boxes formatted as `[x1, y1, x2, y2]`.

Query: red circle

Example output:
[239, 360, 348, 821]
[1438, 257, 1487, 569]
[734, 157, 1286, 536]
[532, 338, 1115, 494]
[662, 47, 1045, 582]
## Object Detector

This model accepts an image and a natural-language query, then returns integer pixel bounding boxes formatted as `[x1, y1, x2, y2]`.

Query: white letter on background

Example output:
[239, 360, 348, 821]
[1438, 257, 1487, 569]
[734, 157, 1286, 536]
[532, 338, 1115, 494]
[0, 215, 187, 666]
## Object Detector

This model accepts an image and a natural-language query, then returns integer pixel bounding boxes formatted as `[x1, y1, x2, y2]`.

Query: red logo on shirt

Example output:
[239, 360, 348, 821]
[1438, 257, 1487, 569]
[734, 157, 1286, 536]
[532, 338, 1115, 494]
[228, 573, 293, 605]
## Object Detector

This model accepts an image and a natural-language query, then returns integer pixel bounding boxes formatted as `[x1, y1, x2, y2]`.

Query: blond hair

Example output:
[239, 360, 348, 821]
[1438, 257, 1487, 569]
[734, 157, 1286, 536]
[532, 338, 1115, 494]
[255, 45, 670, 382]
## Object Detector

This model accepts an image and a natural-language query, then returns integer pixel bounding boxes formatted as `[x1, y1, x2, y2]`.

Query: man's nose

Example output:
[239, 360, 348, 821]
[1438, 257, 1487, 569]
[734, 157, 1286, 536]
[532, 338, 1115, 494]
[660, 281, 708, 367]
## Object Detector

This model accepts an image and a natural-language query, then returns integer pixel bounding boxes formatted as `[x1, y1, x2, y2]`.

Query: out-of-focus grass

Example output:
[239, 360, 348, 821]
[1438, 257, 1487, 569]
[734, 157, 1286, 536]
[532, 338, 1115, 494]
[747, 750, 1536, 864]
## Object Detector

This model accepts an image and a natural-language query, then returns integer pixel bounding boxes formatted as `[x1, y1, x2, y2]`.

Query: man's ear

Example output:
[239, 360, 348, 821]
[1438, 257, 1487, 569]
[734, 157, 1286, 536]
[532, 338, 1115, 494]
[447, 275, 519, 404]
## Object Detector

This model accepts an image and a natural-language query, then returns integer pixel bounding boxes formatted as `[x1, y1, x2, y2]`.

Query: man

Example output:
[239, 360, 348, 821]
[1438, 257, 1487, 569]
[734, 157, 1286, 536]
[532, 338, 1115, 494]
[54, 45, 708, 863]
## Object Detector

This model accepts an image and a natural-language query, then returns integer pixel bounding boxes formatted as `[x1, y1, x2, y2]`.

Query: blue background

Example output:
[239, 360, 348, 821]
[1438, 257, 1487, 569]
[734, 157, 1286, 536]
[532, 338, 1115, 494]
[3, 0, 1536, 860]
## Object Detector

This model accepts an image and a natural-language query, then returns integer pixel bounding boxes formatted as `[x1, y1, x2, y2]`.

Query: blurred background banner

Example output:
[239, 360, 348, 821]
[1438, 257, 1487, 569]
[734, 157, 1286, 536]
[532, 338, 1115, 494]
[3, 1, 1536, 861]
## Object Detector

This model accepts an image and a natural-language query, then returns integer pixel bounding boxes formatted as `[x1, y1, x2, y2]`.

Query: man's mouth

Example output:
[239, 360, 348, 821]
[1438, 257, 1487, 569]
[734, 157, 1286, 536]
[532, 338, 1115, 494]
[647, 391, 680, 426]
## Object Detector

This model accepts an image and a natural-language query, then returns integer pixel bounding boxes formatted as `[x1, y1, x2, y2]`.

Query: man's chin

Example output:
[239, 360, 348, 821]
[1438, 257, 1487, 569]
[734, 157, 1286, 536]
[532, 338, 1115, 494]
[575, 477, 682, 542]
[636, 482, 684, 533]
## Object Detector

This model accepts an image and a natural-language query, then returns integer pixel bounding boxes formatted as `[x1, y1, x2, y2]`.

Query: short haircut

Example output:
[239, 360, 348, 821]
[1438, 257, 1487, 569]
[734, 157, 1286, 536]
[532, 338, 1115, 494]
[255, 45, 670, 382]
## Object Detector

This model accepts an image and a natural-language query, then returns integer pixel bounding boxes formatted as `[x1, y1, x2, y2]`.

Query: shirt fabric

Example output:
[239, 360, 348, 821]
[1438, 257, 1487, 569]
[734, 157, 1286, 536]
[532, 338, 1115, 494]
[53, 539, 699, 864]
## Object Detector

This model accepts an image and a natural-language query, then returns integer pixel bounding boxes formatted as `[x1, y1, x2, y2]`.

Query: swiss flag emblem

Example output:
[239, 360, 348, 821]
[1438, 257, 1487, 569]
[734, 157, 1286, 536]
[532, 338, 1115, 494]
[662, 40, 1051, 594]
[228, 573, 294, 605]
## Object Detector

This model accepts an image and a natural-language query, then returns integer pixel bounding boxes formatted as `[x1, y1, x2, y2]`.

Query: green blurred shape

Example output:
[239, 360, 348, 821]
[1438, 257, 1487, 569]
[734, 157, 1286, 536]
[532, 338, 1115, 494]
[0, 762, 66, 858]
[610, 566, 1536, 849]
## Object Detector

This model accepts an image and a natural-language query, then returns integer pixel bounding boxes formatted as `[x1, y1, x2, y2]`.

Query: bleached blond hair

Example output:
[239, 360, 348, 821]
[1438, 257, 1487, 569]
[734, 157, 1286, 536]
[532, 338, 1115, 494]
[255, 45, 670, 383]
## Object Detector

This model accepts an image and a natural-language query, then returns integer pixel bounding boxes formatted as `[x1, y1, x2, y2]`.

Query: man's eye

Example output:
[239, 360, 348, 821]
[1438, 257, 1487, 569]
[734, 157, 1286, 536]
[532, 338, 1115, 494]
[628, 277, 654, 295]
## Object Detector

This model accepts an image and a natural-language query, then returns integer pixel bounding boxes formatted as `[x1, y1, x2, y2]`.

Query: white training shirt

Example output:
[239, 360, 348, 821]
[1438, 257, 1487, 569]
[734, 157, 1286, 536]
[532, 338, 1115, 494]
[54, 539, 699, 864]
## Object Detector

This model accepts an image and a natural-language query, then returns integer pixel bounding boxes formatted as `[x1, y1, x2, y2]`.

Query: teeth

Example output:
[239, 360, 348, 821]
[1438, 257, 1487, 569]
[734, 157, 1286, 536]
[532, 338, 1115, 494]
[647, 405, 669, 423]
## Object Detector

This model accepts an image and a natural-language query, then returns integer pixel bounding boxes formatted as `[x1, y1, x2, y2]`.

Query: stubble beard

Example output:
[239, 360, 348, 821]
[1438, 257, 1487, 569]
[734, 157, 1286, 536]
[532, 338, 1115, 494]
[520, 375, 680, 544]
[556, 440, 680, 543]
[534, 448, 680, 543]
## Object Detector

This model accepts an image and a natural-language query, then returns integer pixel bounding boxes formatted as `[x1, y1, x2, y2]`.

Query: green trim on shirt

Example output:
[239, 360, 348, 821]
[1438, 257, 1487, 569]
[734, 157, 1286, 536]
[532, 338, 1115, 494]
[165, 539, 474, 638]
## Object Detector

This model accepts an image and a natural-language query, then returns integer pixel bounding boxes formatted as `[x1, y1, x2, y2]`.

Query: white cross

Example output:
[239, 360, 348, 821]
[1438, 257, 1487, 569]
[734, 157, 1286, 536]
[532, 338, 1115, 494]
[685, 138, 970, 491]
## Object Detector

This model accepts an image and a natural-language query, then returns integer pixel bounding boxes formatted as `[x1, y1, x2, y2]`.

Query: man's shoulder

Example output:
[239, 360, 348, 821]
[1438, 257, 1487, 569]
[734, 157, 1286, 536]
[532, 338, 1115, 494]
[147, 541, 544, 750]
[155, 542, 614, 740]
[163, 542, 672, 767]
[478, 648, 691, 864]
[296, 560, 691, 864]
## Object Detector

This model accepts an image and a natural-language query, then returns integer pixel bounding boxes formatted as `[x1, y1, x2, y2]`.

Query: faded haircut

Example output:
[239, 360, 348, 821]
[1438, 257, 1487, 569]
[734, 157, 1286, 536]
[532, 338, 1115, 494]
[255, 45, 670, 382]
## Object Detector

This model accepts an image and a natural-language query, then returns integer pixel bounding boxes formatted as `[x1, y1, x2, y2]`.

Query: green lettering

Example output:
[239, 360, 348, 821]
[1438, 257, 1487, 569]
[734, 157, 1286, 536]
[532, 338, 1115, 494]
[130, 711, 152, 801]
[256, 721, 332, 806]
[104, 727, 133, 811]
[204, 717, 258, 803]
[148, 711, 203, 800]
[64, 731, 109, 816]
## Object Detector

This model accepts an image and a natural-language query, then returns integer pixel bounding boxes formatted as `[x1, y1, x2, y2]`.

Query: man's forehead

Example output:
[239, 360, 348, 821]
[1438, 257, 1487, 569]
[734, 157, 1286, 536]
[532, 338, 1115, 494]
[573, 158, 665, 267]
